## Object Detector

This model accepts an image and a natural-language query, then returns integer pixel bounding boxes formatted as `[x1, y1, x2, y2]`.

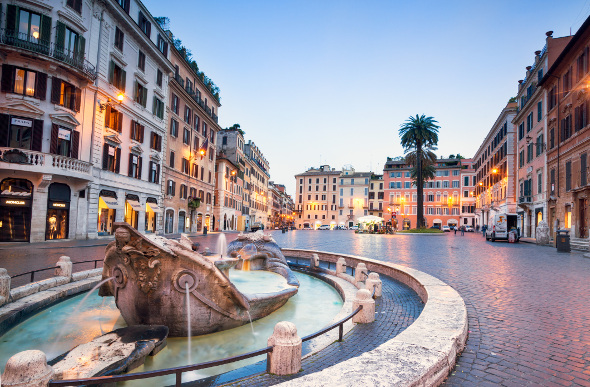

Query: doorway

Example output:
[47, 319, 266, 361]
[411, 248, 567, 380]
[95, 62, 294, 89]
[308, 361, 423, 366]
[579, 198, 587, 238]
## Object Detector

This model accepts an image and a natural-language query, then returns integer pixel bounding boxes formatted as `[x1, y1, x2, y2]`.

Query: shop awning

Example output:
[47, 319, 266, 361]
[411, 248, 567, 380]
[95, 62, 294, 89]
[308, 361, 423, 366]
[126, 199, 143, 211]
[100, 196, 121, 209]
[146, 203, 163, 213]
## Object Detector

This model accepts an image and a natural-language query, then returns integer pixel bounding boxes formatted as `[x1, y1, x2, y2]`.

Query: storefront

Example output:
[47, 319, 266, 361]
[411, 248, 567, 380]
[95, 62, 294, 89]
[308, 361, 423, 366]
[98, 190, 119, 235]
[0, 178, 33, 242]
[165, 209, 174, 234]
[46, 183, 70, 240]
[124, 194, 141, 229]
[145, 197, 161, 233]
[178, 211, 186, 233]
[196, 213, 203, 232]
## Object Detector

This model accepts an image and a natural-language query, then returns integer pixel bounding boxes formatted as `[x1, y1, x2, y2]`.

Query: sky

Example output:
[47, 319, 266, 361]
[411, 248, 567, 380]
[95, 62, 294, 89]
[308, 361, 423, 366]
[143, 0, 590, 196]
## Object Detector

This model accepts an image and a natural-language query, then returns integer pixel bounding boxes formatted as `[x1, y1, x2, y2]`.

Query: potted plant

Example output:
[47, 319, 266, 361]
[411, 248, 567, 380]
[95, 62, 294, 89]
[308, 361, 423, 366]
[187, 196, 201, 209]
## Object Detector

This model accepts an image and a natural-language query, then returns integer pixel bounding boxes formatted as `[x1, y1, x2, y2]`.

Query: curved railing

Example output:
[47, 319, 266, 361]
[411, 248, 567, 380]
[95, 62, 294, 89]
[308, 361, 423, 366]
[10, 259, 103, 289]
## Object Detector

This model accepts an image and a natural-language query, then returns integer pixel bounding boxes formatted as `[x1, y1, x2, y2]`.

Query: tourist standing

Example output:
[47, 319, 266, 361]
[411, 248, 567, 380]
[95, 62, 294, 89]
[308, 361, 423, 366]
[461, 226, 465, 236]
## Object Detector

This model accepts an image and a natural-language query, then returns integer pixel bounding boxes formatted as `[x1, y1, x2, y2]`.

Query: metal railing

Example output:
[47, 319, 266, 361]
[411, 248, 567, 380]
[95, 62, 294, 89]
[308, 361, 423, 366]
[0, 29, 96, 81]
[10, 259, 103, 288]
[47, 261, 366, 386]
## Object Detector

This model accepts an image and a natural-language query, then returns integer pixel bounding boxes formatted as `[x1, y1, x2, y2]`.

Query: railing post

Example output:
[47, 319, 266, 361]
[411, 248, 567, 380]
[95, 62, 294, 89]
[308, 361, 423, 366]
[352, 289, 375, 324]
[176, 371, 182, 386]
[336, 257, 346, 275]
[354, 263, 368, 287]
[366, 273, 382, 297]
[267, 321, 302, 375]
[338, 323, 343, 342]
[311, 253, 319, 269]
[55, 256, 73, 281]
[1, 350, 54, 387]
[0, 268, 10, 307]
[31, 271, 35, 283]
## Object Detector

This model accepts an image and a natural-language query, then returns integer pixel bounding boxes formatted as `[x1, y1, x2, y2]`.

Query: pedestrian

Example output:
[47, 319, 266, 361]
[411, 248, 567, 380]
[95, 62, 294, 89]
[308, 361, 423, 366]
[461, 226, 465, 236]
[454, 226, 457, 235]
[482, 225, 487, 237]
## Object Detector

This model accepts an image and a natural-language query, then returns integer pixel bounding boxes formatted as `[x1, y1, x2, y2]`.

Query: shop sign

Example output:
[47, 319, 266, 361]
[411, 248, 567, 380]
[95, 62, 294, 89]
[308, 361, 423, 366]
[11, 118, 32, 127]
[108, 147, 115, 156]
[2, 198, 30, 206]
[52, 202, 68, 208]
[58, 128, 71, 141]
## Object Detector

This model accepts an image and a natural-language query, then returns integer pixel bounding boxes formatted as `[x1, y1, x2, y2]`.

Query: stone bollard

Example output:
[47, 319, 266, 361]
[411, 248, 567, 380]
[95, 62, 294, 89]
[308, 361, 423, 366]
[354, 263, 368, 286]
[336, 257, 347, 275]
[365, 272, 382, 297]
[352, 289, 375, 324]
[536, 220, 550, 245]
[55, 256, 73, 280]
[267, 321, 302, 375]
[0, 268, 10, 307]
[1, 350, 54, 387]
[311, 253, 320, 268]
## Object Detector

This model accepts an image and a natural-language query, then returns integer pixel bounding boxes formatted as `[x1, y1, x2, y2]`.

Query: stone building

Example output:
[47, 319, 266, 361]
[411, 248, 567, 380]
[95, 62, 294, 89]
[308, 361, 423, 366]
[244, 141, 269, 229]
[513, 32, 571, 238]
[368, 174, 384, 219]
[337, 167, 372, 228]
[459, 159, 476, 228]
[217, 127, 248, 230]
[162, 43, 220, 234]
[473, 103, 518, 228]
[539, 19, 590, 245]
[383, 157, 464, 230]
[294, 165, 340, 229]
[213, 153, 242, 231]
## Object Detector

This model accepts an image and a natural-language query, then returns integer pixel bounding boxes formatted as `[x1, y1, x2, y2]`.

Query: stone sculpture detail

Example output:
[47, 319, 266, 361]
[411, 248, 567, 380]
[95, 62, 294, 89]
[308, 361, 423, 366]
[536, 220, 550, 245]
[99, 223, 298, 337]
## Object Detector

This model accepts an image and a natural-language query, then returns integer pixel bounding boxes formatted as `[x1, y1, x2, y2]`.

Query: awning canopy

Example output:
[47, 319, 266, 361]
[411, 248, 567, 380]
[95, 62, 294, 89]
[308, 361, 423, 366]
[357, 215, 384, 223]
[126, 199, 142, 211]
[146, 203, 163, 213]
[100, 196, 121, 209]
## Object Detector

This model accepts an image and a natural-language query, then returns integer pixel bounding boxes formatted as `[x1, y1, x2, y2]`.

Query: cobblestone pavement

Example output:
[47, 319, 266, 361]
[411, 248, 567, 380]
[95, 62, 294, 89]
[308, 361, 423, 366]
[2, 231, 590, 386]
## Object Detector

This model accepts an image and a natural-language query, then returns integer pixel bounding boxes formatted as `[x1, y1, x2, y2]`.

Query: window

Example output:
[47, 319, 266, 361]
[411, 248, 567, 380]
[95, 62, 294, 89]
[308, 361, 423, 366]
[105, 106, 123, 132]
[194, 115, 200, 131]
[62, 25, 82, 60]
[116, 0, 130, 13]
[16, 8, 42, 44]
[149, 161, 160, 183]
[102, 144, 120, 172]
[169, 151, 175, 168]
[527, 143, 533, 163]
[156, 69, 163, 88]
[577, 47, 589, 81]
[519, 150, 524, 167]
[537, 101, 542, 122]
[184, 106, 192, 124]
[464, 190, 469, 198]
[193, 136, 199, 151]
[138, 12, 151, 38]
[526, 113, 533, 133]
[549, 128, 555, 149]
[548, 85, 557, 110]
[574, 101, 588, 132]
[518, 122, 524, 140]
[183, 127, 190, 145]
[109, 60, 126, 91]
[153, 96, 164, 119]
[3, 66, 46, 99]
[150, 132, 162, 151]
[464, 176, 469, 186]
[66, 0, 82, 15]
[563, 69, 572, 94]
[134, 81, 147, 107]
[404, 182, 410, 189]
[452, 170, 460, 176]
[114, 27, 124, 51]
[128, 154, 142, 179]
[157, 34, 168, 56]
[443, 181, 449, 188]
[179, 184, 187, 199]
[181, 158, 189, 174]
[51, 125, 78, 158]
[565, 161, 572, 191]
[582, 153, 588, 187]
[536, 134, 544, 156]
[167, 180, 176, 196]
[130, 121, 144, 142]
[138, 51, 145, 72]
[537, 171, 542, 194]
[550, 169, 555, 194]
[561, 115, 572, 141]
[51, 77, 80, 112]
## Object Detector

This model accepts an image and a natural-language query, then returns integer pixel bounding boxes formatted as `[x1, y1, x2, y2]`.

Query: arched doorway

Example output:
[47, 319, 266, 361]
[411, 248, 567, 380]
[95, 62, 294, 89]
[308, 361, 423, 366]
[46, 182, 71, 240]
[165, 209, 174, 234]
[0, 178, 33, 242]
[178, 211, 186, 233]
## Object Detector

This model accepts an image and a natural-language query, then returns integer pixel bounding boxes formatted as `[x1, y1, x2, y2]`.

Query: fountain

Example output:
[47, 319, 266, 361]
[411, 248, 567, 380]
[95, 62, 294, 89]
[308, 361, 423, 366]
[98, 223, 299, 337]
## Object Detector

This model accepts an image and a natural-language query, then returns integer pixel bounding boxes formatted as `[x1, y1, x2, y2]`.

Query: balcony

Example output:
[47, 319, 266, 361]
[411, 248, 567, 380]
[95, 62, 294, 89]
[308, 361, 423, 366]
[518, 196, 532, 204]
[1, 29, 96, 81]
[0, 148, 92, 181]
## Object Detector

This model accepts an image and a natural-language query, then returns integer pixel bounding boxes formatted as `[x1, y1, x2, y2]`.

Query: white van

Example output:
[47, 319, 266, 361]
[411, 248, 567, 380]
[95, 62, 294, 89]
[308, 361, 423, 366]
[485, 214, 519, 242]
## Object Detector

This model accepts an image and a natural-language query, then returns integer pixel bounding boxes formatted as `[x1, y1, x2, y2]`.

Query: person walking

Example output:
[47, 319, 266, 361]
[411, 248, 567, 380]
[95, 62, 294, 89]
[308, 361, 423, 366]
[454, 226, 457, 235]
[461, 226, 465, 236]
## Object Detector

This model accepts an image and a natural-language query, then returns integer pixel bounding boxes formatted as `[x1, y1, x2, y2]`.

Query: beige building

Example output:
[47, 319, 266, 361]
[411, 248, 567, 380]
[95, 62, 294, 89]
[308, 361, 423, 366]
[213, 154, 241, 231]
[338, 167, 372, 228]
[217, 127, 248, 230]
[294, 165, 340, 229]
[162, 44, 220, 234]
[244, 141, 269, 229]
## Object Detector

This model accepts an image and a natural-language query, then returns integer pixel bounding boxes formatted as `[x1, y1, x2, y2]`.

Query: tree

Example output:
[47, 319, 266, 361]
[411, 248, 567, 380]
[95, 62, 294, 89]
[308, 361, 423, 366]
[406, 145, 437, 185]
[399, 115, 440, 228]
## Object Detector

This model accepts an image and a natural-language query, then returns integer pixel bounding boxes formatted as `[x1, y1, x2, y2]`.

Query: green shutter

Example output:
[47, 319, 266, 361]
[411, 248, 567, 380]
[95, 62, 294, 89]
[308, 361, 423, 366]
[142, 87, 147, 108]
[108, 60, 114, 84]
[55, 21, 66, 60]
[120, 69, 126, 92]
[152, 96, 157, 115]
[77, 35, 86, 61]
[40, 15, 51, 49]
[6, 5, 16, 35]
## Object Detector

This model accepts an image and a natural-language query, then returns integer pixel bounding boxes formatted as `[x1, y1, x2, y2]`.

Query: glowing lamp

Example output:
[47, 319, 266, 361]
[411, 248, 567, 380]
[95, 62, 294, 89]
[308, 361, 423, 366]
[32, 31, 39, 39]
[492, 169, 498, 174]
[199, 149, 205, 156]
[117, 93, 125, 102]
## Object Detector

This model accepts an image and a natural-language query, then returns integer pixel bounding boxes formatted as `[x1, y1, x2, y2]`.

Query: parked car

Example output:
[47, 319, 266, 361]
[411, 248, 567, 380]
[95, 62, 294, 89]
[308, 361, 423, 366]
[464, 226, 474, 232]
[430, 225, 441, 230]
[302, 225, 312, 230]
[250, 222, 264, 232]
[442, 225, 451, 232]
[317, 224, 331, 230]
[350, 225, 359, 231]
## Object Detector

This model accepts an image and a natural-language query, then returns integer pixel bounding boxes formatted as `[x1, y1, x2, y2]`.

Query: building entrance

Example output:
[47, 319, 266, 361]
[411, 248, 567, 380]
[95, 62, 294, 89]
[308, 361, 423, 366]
[0, 178, 33, 242]
[46, 183, 71, 240]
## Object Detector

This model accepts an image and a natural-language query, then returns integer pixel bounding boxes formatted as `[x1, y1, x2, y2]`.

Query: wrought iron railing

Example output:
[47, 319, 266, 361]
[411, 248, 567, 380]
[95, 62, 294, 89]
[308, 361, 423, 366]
[10, 259, 103, 289]
[0, 29, 96, 81]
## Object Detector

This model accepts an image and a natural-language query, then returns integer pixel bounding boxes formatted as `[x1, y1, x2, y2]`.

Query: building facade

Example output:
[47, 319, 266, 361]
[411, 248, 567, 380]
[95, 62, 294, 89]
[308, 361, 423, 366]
[459, 159, 476, 228]
[473, 103, 518, 228]
[337, 167, 371, 228]
[243, 141, 269, 229]
[539, 21, 590, 242]
[294, 165, 340, 229]
[163, 44, 220, 234]
[213, 154, 241, 231]
[368, 174, 384, 219]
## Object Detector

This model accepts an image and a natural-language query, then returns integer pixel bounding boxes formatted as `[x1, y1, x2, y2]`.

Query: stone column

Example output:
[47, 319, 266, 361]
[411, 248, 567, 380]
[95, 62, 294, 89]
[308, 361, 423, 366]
[55, 256, 73, 280]
[1, 350, 54, 387]
[311, 253, 319, 268]
[335, 257, 346, 275]
[365, 272, 382, 297]
[354, 263, 368, 286]
[352, 289, 375, 324]
[0, 268, 10, 307]
[267, 321, 302, 375]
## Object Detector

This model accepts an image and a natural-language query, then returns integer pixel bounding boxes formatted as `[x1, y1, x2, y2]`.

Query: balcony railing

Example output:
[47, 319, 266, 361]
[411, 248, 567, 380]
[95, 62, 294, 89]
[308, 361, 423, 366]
[0, 148, 92, 176]
[518, 196, 532, 204]
[1, 29, 96, 81]
[175, 75, 219, 124]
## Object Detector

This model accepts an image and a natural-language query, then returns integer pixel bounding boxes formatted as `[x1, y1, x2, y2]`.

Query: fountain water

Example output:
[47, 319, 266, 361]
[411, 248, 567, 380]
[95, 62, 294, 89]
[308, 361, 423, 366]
[239, 243, 258, 271]
[51, 276, 114, 353]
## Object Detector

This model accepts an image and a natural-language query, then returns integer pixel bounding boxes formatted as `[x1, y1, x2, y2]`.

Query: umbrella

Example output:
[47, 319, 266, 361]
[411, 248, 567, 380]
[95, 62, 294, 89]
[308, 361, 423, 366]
[357, 215, 384, 223]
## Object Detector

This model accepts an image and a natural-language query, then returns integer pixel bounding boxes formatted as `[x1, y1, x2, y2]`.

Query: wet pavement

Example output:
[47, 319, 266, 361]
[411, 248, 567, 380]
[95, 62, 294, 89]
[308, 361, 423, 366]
[1, 230, 590, 386]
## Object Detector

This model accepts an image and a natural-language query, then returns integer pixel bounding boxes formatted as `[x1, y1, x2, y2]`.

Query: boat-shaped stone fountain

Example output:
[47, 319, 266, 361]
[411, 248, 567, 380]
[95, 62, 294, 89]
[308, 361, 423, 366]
[99, 223, 299, 337]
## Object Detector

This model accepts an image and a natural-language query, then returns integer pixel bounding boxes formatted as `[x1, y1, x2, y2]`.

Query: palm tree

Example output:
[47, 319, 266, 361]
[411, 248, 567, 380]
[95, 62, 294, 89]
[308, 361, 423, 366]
[399, 115, 440, 228]
[405, 145, 437, 185]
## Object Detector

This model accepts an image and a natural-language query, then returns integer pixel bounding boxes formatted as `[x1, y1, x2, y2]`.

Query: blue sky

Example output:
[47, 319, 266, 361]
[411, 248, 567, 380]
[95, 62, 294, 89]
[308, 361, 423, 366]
[143, 0, 590, 195]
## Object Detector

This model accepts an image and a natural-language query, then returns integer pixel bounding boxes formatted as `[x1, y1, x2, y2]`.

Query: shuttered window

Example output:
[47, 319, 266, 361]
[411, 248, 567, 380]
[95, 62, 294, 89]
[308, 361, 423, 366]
[51, 77, 80, 112]
[1, 64, 47, 100]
